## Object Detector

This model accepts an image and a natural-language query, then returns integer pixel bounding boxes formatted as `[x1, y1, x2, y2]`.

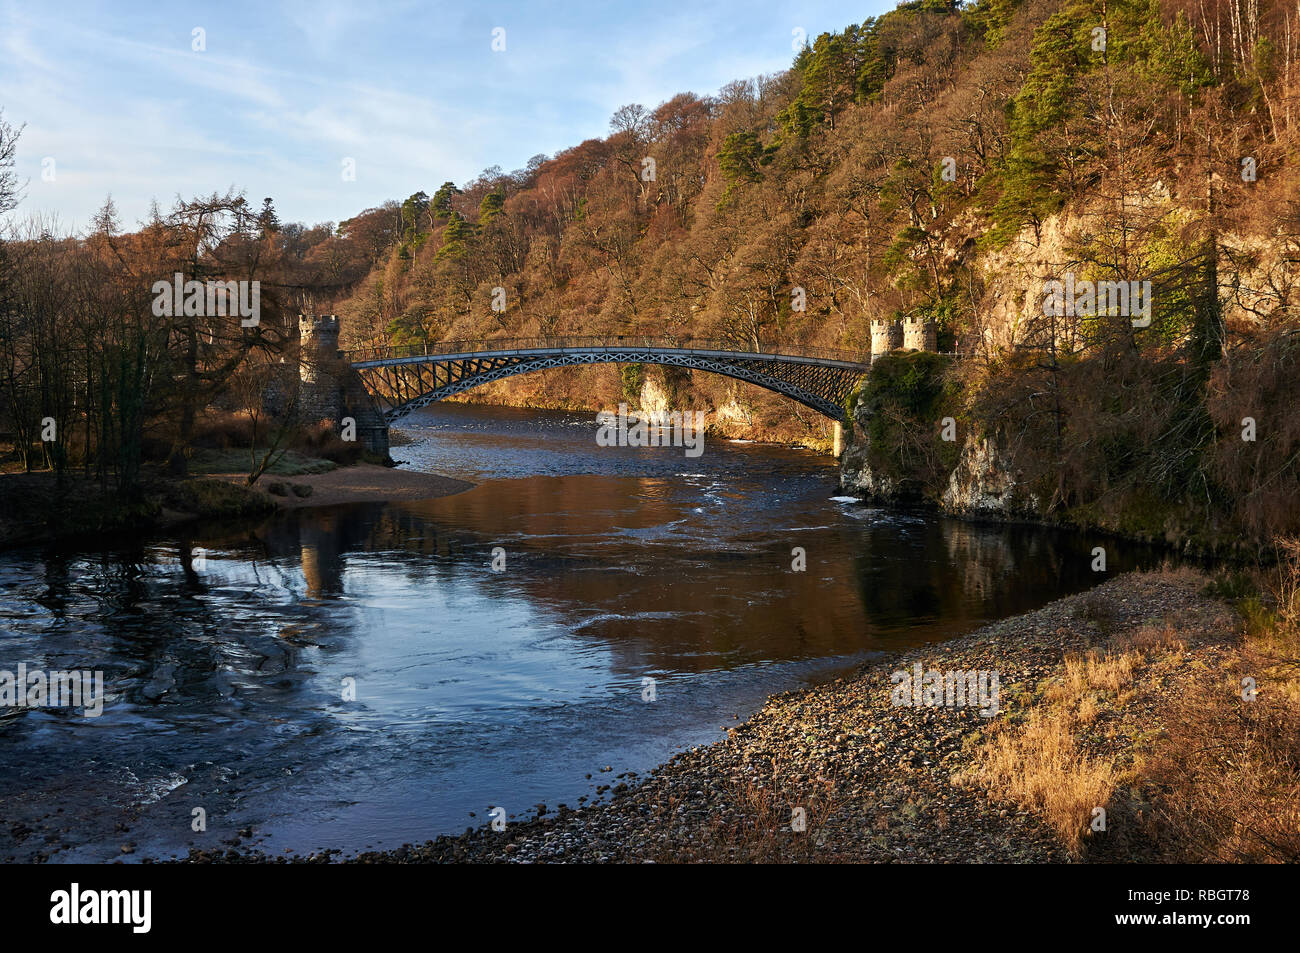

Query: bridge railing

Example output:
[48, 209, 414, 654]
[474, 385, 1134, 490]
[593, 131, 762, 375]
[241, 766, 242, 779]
[344, 335, 871, 365]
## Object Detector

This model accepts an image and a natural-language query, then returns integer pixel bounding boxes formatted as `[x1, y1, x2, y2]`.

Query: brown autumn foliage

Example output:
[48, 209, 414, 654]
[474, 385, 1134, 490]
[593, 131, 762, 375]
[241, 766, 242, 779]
[0, 0, 1296, 544]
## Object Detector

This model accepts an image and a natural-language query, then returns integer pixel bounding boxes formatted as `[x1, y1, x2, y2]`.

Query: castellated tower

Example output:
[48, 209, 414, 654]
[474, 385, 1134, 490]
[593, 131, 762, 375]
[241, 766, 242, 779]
[870, 319, 903, 361]
[295, 314, 390, 458]
[903, 316, 937, 352]
[298, 314, 344, 423]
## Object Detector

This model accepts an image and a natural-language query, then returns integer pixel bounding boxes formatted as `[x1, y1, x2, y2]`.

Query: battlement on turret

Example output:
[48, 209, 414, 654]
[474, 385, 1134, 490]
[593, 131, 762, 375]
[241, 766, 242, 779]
[300, 314, 340, 350]
[870, 315, 937, 360]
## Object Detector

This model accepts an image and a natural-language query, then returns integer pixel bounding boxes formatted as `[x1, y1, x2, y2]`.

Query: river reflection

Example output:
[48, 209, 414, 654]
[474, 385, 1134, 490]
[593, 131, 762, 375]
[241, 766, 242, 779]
[0, 404, 1165, 861]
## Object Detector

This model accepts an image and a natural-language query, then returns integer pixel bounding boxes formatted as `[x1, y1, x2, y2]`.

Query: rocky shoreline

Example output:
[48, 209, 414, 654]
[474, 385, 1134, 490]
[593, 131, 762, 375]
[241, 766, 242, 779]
[178, 568, 1238, 864]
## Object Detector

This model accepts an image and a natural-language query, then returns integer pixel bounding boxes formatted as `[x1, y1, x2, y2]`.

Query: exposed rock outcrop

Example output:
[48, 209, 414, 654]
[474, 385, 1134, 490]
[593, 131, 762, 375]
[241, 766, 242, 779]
[940, 436, 1036, 517]
[838, 419, 905, 501]
[840, 395, 1034, 519]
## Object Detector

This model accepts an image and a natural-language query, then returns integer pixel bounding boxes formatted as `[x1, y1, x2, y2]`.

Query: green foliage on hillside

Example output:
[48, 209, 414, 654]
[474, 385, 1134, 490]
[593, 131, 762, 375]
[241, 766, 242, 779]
[987, 0, 1214, 246]
[327, 0, 1256, 379]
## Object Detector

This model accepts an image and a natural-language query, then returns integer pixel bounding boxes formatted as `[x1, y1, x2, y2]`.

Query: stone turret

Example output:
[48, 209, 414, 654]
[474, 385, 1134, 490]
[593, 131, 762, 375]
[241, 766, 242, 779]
[297, 314, 389, 458]
[903, 316, 937, 352]
[870, 319, 903, 361]
[298, 315, 343, 423]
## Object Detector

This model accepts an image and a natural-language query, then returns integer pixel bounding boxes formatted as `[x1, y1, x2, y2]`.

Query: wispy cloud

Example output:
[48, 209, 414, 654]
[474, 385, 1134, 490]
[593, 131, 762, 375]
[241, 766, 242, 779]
[0, 0, 880, 230]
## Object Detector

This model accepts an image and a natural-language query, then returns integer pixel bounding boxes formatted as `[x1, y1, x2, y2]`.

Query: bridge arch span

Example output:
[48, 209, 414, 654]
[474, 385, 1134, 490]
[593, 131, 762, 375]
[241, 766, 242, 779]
[347, 338, 871, 424]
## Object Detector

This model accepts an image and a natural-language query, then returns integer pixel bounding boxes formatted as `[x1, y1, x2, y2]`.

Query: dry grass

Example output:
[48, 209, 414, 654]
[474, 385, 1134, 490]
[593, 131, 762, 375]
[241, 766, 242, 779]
[967, 626, 1177, 854]
[1270, 538, 1300, 636]
[1138, 546, 1300, 862]
[1143, 662, 1300, 861]
[969, 561, 1300, 862]
[1054, 649, 1135, 699]
[971, 693, 1119, 854]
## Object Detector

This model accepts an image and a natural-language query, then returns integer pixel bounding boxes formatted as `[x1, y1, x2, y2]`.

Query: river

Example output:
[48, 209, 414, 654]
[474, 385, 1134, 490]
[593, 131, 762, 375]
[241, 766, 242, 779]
[0, 403, 1163, 861]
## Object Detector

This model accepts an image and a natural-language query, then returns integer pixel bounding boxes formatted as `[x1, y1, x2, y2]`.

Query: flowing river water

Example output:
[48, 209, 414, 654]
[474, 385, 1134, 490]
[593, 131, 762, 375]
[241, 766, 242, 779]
[0, 403, 1165, 861]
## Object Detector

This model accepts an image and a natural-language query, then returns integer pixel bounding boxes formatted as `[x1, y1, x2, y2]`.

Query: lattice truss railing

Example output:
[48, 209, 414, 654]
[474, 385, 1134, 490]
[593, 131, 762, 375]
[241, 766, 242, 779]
[349, 347, 870, 423]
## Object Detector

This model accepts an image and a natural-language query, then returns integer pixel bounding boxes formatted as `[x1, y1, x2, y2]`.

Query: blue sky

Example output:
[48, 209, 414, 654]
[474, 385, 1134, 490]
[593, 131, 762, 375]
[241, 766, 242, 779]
[0, 1, 891, 231]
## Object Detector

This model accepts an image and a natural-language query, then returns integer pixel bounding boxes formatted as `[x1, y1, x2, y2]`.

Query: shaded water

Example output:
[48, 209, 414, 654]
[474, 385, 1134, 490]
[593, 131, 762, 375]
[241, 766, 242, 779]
[0, 403, 1163, 861]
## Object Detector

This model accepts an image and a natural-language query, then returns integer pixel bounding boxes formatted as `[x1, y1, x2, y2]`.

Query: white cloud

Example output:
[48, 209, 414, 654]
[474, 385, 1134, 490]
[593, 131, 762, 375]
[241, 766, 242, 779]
[1, 0, 875, 229]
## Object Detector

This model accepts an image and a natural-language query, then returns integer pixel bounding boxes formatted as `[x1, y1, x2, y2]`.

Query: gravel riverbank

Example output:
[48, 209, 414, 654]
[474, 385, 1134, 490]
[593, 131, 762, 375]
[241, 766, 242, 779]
[181, 569, 1237, 864]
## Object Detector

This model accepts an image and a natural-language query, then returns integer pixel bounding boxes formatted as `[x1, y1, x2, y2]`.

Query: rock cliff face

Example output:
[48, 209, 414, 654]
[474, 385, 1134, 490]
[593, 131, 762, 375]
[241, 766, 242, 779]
[837, 420, 904, 501]
[839, 398, 1036, 519]
[939, 436, 1037, 516]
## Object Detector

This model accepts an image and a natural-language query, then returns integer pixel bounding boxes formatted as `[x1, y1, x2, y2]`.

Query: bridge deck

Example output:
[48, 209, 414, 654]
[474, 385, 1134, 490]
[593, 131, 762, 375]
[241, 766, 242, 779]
[345, 336, 871, 371]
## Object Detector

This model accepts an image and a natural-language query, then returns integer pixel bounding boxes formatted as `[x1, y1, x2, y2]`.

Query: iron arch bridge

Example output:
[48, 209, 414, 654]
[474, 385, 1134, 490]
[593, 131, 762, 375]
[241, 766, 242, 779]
[345, 337, 872, 424]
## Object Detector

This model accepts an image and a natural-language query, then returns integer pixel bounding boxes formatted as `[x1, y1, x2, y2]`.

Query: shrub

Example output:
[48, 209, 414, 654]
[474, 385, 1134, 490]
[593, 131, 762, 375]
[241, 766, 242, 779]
[852, 351, 959, 497]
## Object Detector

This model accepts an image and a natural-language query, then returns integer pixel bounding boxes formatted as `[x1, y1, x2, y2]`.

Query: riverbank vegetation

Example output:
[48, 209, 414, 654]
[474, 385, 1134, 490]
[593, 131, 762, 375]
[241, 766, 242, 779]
[0, 470, 276, 549]
[0, 121, 383, 520]
[964, 556, 1300, 862]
